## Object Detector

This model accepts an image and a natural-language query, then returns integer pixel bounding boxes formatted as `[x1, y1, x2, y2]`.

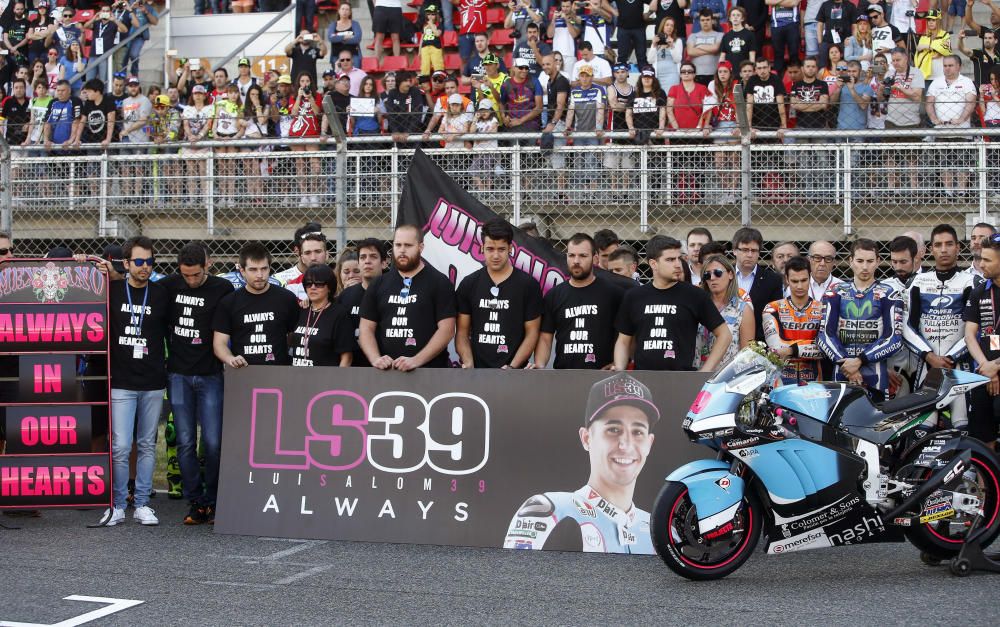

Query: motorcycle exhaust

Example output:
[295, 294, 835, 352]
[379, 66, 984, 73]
[885, 449, 972, 522]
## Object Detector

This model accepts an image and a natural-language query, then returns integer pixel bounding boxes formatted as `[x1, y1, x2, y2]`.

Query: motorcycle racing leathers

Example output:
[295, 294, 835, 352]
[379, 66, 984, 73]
[818, 281, 903, 395]
[884, 274, 920, 396]
[901, 268, 975, 427]
[504, 485, 653, 554]
[762, 297, 824, 385]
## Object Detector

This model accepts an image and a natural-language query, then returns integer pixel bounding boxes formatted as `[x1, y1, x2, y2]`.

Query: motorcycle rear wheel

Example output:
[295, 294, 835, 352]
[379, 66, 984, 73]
[651, 481, 761, 581]
[903, 440, 1000, 559]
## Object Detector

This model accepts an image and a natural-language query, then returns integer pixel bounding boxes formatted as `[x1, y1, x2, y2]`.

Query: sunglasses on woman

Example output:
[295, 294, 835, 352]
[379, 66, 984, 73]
[303, 281, 327, 289]
[702, 268, 726, 281]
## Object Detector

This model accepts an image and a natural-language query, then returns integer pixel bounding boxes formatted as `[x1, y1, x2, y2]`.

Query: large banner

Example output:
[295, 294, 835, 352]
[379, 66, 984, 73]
[215, 367, 710, 552]
[0, 259, 112, 509]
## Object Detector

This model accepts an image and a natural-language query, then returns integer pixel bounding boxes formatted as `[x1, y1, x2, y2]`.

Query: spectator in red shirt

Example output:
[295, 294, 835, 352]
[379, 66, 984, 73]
[667, 61, 709, 135]
[456, 0, 488, 64]
[289, 71, 323, 208]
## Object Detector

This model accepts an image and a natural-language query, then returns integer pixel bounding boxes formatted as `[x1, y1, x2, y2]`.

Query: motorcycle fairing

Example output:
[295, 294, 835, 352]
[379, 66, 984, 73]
[738, 439, 844, 503]
[768, 382, 846, 424]
[665, 460, 746, 534]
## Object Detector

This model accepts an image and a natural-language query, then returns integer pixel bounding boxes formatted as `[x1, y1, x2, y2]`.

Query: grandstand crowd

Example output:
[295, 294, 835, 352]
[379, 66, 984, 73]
[2, 219, 1000, 527]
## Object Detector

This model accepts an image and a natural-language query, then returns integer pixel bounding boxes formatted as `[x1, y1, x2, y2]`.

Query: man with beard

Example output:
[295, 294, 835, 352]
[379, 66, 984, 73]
[966, 222, 996, 282]
[529, 233, 625, 369]
[504, 372, 658, 553]
[273, 222, 330, 299]
[2, 78, 30, 147]
[359, 224, 456, 370]
[885, 235, 920, 396]
[337, 237, 386, 367]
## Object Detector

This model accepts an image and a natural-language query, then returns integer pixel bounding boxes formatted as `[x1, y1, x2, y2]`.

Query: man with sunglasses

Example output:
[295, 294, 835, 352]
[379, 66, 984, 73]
[963, 231, 1000, 448]
[359, 224, 457, 370]
[456, 219, 543, 369]
[45, 7, 82, 57]
[335, 51, 367, 96]
[96, 236, 170, 527]
[0, 232, 12, 260]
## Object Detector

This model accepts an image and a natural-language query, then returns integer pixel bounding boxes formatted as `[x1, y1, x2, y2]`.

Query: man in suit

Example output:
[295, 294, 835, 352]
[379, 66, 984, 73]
[732, 227, 784, 341]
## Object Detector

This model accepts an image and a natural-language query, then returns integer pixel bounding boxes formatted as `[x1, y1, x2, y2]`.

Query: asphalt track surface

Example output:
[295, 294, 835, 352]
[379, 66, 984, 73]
[3, 498, 998, 626]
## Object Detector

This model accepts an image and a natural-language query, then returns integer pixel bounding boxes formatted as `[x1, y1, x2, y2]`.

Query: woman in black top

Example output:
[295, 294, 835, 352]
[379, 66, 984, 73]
[290, 264, 355, 367]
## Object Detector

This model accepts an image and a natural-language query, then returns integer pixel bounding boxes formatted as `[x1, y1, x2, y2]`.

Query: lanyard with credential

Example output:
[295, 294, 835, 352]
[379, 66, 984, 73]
[125, 282, 149, 334]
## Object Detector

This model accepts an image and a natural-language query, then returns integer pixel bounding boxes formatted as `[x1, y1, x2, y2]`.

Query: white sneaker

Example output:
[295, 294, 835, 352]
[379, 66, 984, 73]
[97, 507, 126, 527]
[133, 505, 159, 526]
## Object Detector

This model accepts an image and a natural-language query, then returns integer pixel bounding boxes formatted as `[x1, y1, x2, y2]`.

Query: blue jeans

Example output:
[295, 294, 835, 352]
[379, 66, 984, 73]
[441, 0, 454, 31]
[458, 33, 477, 64]
[168, 373, 224, 507]
[121, 37, 145, 77]
[804, 22, 819, 57]
[111, 387, 164, 509]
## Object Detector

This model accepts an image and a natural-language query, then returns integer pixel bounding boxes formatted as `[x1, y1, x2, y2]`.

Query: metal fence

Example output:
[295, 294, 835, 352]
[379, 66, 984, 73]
[3, 128, 1000, 263]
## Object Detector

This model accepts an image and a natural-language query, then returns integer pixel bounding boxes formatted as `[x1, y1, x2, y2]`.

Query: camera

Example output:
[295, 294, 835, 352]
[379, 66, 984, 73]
[905, 10, 932, 18]
[839, 73, 852, 83]
[881, 76, 894, 98]
[964, 28, 979, 36]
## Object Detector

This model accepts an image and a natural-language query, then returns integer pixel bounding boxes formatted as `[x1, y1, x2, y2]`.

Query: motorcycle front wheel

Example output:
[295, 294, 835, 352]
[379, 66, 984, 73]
[651, 481, 761, 581]
[903, 440, 1000, 559]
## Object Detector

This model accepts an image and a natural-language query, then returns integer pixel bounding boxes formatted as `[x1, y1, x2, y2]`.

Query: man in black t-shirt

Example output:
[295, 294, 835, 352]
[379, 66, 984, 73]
[359, 224, 457, 370]
[285, 29, 328, 86]
[160, 242, 234, 525]
[1, 78, 30, 146]
[613, 235, 730, 371]
[83, 4, 128, 84]
[790, 57, 830, 197]
[456, 220, 543, 368]
[530, 233, 624, 369]
[616, 0, 649, 66]
[96, 235, 170, 528]
[213, 242, 300, 368]
[746, 57, 787, 132]
[4, 2, 29, 66]
[337, 237, 387, 367]
[816, 0, 857, 68]
[963, 236, 1000, 446]
[721, 7, 756, 69]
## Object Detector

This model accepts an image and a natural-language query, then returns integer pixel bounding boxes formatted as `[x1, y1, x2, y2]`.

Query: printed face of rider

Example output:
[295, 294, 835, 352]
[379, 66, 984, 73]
[580, 405, 654, 489]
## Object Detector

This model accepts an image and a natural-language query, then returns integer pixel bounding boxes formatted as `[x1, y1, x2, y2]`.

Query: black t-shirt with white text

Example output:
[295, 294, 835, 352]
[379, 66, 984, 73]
[615, 281, 724, 370]
[746, 74, 786, 129]
[109, 279, 170, 390]
[80, 96, 118, 144]
[790, 79, 828, 129]
[336, 282, 369, 366]
[964, 282, 1000, 363]
[541, 276, 625, 369]
[456, 267, 543, 368]
[160, 274, 234, 376]
[290, 303, 356, 366]
[212, 285, 299, 365]
[359, 264, 457, 368]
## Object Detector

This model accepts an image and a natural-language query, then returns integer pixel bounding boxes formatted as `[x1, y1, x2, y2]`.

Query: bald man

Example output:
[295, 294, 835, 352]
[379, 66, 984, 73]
[807, 240, 843, 300]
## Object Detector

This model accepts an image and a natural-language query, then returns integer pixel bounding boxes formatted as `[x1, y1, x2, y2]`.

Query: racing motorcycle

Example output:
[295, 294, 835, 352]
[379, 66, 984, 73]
[651, 347, 1000, 580]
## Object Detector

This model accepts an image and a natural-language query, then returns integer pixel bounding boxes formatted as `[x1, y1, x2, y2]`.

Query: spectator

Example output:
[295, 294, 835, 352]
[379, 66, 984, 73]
[701, 61, 739, 202]
[866, 6, 902, 65]
[72, 78, 114, 203]
[720, 7, 756, 71]
[176, 59, 213, 102]
[651, 15, 682, 93]
[694, 253, 753, 368]
[667, 61, 709, 133]
[23, 79, 51, 153]
[564, 64, 605, 189]
[540, 52, 570, 183]
[964, 0, 1000, 40]
[181, 85, 212, 203]
[629, 65, 667, 144]
[93, 235, 169, 528]
[327, 2, 363, 68]
[732, 227, 783, 340]
[242, 84, 271, 204]
[372, 0, 404, 62]
[613, 235, 731, 371]
[593, 229, 620, 269]
[44, 79, 80, 154]
[615, 0, 648, 66]
[686, 9, 722, 85]
[45, 7, 82, 57]
[472, 53, 508, 115]
[424, 75, 472, 137]
[746, 57, 787, 132]
[505, 0, 544, 43]
[296, 0, 318, 35]
[462, 31, 507, 85]
[548, 0, 581, 75]
[770, 240, 799, 275]
[419, 5, 445, 76]
[456, 0, 489, 65]
[44, 47, 60, 90]
[384, 70, 428, 144]
[844, 15, 873, 71]
[289, 263, 354, 367]
[882, 47, 924, 191]
[323, 72, 351, 134]
[768, 0, 801, 75]
[27, 2, 55, 66]
[803, 0, 824, 58]
[289, 71, 323, 208]
[335, 49, 367, 96]
[685, 227, 712, 285]
[83, 4, 128, 83]
[336, 238, 387, 367]
[213, 242, 300, 369]
[286, 30, 327, 86]
[159, 243, 234, 526]
[736, 0, 769, 54]
[512, 22, 550, 81]
[335, 248, 362, 296]
[605, 63, 635, 181]
[470, 99, 500, 190]
[359, 224, 458, 371]
[571, 41, 611, 86]
[789, 56, 829, 198]
[690, 0, 727, 32]
[4, 2, 30, 68]
[213, 84, 243, 208]
[119, 0, 159, 78]
[580, 0, 613, 57]
[30, 59, 46, 89]
[958, 27, 998, 87]
[530, 233, 625, 370]
[832, 59, 873, 132]
[866, 52, 888, 131]
[456, 219, 543, 368]
[915, 10, 950, 81]
[499, 57, 543, 135]
[816, 0, 857, 69]
[60, 41, 87, 93]
[439, 92, 473, 146]
[233, 57, 257, 103]
[807, 239, 841, 299]
[926, 54, 977, 196]
[2, 78, 30, 147]
[607, 246, 640, 281]
[817, 43, 845, 89]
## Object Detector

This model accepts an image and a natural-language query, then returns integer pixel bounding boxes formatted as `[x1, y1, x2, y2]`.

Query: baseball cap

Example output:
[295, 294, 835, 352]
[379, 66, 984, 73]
[126, 76, 140, 85]
[612, 63, 629, 73]
[238, 57, 251, 67]
[856, 14, 869, 22]
[513, 57, 530, 68]
[718, 60, 733, 71]
[432, 69, 448, 80]
[448, 93, 463, 105]
[277, 74, 292, 84]
[424, 3, 438, 12]
[482, 52, 500, 65]
[584, 373, 660, 427]
[101, 244, 126, 274]
[640, 65, 655, 77]
[191, 84, 207, 94]
[478, 99, 493, 110]
[37, 0, 49, 6]
[925, 9, 941, 19]
[323, 67, 336, 78]
[866, 4, 883, 14]
[577, 63, 594, 76]
[155, 94, 171, 107]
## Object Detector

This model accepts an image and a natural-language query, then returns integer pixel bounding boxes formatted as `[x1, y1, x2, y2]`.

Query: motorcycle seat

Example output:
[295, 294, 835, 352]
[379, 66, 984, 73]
[876, 386, 939, 417]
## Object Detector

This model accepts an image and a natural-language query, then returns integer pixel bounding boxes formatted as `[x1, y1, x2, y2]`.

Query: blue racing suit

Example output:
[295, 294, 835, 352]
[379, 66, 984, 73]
[504, 485, 653, 554]
[818, 281, 903, 394]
